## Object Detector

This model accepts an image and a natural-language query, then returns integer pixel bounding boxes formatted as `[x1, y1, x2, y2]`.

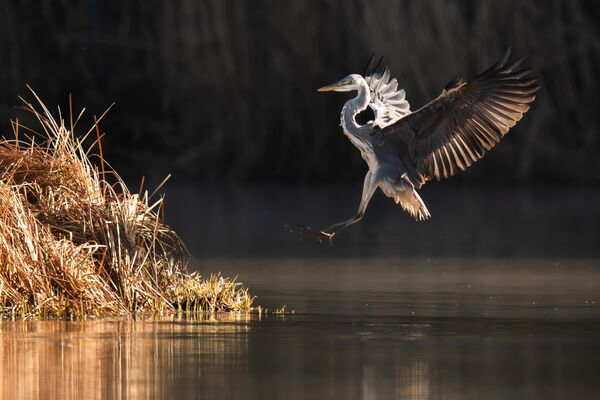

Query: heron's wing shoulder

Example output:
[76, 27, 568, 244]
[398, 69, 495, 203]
[377, 48, 540, 186]
[363, 55, 411, 129]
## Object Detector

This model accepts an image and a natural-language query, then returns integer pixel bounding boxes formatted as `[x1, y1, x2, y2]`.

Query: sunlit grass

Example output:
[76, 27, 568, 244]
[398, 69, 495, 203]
[0, 89, 253, 319]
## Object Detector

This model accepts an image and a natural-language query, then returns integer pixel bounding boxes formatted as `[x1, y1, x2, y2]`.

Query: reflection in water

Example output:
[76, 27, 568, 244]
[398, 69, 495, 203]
[1, 258, 599, 399]
[397, 359, 429, 400]
[0, 315, 251, 400]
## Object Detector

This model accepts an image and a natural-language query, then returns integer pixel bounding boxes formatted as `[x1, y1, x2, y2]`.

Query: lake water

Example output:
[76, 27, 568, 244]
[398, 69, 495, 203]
[1, 186, 599, 399]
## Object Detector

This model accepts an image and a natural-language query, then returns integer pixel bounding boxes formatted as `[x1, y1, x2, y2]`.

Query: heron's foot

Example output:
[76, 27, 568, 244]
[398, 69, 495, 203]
[295, 223, 335, 246]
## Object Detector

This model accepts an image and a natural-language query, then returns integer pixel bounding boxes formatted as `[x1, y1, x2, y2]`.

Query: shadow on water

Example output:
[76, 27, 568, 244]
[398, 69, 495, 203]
[2, 186, 599, 399]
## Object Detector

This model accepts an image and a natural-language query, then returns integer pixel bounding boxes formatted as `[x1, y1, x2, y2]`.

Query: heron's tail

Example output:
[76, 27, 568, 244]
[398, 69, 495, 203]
[394, 188, 431, 221]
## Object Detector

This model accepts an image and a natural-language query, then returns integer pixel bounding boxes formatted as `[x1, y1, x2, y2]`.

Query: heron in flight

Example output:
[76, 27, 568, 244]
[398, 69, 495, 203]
[299, 48, 540, 244]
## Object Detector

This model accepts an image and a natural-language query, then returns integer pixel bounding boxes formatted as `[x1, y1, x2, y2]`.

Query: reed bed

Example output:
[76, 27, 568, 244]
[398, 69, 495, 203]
[2, 0, 597, 183]
[0, 90, 253, 319]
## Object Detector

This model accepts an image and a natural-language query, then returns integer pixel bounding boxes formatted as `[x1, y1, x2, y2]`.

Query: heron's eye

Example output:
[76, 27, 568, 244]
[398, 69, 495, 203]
[342, 80, 352, 85]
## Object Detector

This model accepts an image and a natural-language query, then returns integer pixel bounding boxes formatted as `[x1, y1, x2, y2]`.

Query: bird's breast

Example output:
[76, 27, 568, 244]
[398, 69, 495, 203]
[344, 130, 378, 172]
[340, 101, 379, 172]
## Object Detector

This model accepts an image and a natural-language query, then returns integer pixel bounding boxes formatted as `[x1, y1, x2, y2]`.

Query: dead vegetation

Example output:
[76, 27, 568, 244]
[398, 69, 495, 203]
[0, 89, 253, 318]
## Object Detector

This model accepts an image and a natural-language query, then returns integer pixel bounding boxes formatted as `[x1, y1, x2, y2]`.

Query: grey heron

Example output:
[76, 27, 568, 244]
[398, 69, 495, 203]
[299, 48, 540, 244]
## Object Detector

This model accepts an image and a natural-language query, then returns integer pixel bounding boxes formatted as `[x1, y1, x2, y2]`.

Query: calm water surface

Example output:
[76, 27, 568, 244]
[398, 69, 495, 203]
[2, 258, 599, 400]
[2, 187, 599, 399]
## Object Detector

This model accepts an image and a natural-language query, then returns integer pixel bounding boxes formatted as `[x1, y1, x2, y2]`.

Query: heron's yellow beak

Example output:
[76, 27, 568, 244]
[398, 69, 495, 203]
[317, 80, 347, 92]
[317, 84, 338, 92]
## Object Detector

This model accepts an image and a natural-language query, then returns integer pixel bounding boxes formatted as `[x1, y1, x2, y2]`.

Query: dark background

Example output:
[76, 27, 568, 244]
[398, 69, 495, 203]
[1, 5, 599, 398]
[0, 0, 598, 187]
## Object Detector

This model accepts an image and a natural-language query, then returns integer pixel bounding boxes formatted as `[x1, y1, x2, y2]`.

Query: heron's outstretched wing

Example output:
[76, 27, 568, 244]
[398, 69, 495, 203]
[377, 48, 540, 187]
[363, 55, 411, 129]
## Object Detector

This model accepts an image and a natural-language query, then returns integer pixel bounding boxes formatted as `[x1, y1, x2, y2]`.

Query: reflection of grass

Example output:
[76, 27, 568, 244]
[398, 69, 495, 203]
[0, 317, 253, 399]
[0, 90, 252, 318]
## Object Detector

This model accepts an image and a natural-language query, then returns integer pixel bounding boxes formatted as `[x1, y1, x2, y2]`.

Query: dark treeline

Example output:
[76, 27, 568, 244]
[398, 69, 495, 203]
[0, 1, 598, 185]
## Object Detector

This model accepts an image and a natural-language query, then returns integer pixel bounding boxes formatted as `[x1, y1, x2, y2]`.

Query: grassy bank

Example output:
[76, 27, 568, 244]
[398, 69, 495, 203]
[0, 90, 252, 318]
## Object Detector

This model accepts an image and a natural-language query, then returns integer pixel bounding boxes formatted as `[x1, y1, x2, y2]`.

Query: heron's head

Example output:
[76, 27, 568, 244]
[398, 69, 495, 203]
[317, 74, 363, 93]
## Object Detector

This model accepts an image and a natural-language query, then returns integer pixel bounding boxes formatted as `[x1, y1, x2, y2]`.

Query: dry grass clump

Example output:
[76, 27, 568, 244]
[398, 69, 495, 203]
[0, 90, 252, 318]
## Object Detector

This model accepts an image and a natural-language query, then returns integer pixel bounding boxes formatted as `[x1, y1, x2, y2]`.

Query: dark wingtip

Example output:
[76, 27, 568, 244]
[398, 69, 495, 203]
[364, 53, 386, 79]
[499, 46, 512, 67]
[362, 53, 376, 77]
[373, 56, 385, 77]
[529, 79, 542, 94]
[505, 57, 525, 72]
[476, 46, 515, 78]
[444, 76, 466, 91]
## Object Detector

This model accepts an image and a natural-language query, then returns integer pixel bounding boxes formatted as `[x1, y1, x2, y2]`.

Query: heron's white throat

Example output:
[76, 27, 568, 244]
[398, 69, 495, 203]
[340, 78, 377, 171]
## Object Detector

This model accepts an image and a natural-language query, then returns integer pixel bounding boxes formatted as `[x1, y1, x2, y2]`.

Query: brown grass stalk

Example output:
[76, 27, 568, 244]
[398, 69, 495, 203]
[0, 89, 253, 319]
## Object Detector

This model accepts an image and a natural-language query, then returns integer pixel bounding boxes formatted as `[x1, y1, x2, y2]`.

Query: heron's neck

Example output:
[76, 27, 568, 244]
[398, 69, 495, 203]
[341, 79, 371, 136]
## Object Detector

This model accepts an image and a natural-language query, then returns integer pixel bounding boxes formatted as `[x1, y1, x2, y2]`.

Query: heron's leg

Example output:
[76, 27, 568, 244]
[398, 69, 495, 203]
[322, 170, 378, 237]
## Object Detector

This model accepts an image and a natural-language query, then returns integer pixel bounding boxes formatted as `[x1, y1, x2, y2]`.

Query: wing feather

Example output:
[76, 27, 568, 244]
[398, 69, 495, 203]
[363, 55, 412, 128]
[378, 48, 540, 186]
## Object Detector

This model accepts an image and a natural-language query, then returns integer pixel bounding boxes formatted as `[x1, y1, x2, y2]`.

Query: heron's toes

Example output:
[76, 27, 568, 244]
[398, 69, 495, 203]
[319, 230, 335, 246]
[295, 223, 335, 245]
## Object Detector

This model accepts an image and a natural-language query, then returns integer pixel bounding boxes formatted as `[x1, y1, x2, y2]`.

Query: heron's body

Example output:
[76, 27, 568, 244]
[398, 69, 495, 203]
[300, 48, 540, 243]
[339, 81, 430, 220]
